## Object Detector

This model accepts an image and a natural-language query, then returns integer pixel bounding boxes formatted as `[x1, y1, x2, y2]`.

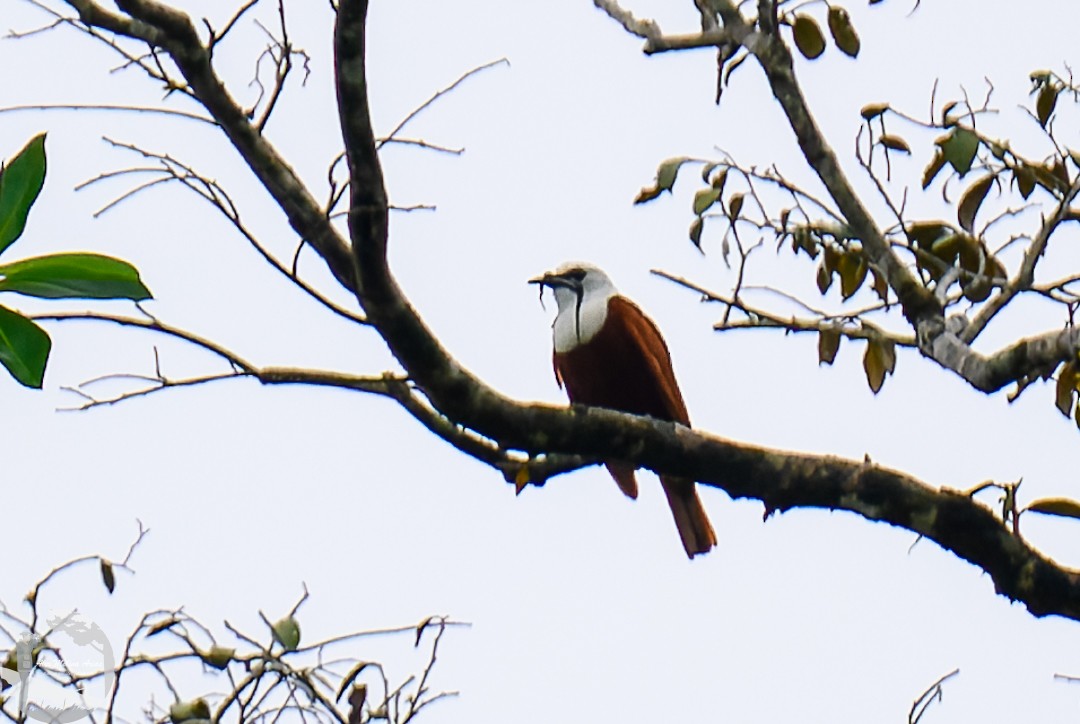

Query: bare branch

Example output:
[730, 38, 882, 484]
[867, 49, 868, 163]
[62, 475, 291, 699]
[207, 0, 261, 54]
[42, 0, 1080, 628]
[377, 137, 464, 155]
[591, 0, 661, 40]
[654, 269, 915, 346]
[376, 58, 509, 151]
[0, 103, 215, 124]
[331, 0, 1080, 623]
[909, 669, 960, 724]
[81, 139, 369, 326]
[60, 0, 357, 291]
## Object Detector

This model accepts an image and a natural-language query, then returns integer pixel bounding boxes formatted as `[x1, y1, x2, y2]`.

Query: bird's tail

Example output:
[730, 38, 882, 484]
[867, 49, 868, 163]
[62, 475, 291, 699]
[661, 476, 717, 558]
[605, 462, 639, 499]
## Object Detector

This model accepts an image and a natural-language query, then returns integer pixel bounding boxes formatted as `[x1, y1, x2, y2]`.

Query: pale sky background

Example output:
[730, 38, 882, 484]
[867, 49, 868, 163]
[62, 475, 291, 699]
[3, 0, 1080, 721]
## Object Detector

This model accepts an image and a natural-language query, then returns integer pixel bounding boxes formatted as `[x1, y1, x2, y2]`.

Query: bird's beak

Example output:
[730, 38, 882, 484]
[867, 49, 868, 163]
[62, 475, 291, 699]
[528, 272, 553, 287]
[528, 271, 570, 289]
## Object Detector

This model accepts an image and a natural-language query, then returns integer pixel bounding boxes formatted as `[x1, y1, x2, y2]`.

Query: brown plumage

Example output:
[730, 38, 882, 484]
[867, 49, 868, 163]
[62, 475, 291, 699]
[532, 263, 716, 558]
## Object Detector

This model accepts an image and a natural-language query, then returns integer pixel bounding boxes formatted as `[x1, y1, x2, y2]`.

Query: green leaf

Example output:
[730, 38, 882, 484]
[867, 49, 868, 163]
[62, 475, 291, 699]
[271, 616, 301, 651]
[922, 151, 946, 189]
[879, 134, 911, 154]
[818, 326, 841, 365]
[722, 52, 748, 88]
[1024, 497, 1080, 520]
[169, 699, 210, 724]
[863, 341, 886, 394]
[837, 251, 867, 300]
[689, 217, 704, 249]
[906, 221, 951, 250]
[693, 187, 722, 216]
[636, 157, 693, 205]
[710, 167, 728, 192]
[336, 662, 375, 702]
[815, 261, 832, 295]
[633, 185, 662, 204]
[1030, 69, 1054, 85]
[907, 222, 956, 280]
[1031, 161, 1069, 195]
[936, 128, 979, 178]
[201, 645, 235, 670]
[929, 233, 965, 266]
[862, 336, 895, 394]
[860, 103, 889, 121]
[870, 268, 889, 303]
[415, 616, 437, 646]
[100, 558, 115, 594]
[0, 304, 50, 388]
[655, 157, 691, 193]
[792, 15, 826, 59]
[880, 338, 896, 373]
[727, 193, 744, 221]
[958, 244, 1004, 303]
[145, 618, 181, 637]
[1014, 163, 1036, 200]
[0, 253, 151, 300]
[827, 6, 860, 58]
[701, 162, 727, 188]
[790, 226, 818, 259]
[700, 162, 719, 183]
[1050, 157, 1071, 187]
[1036, 83, 1060, 129]
[957, 174, 995, 233]
[823, 243, 842, 275]
[0, 135, 47, 256]
[940, 101, 959, 126]
[1056, 360, 1077, 417]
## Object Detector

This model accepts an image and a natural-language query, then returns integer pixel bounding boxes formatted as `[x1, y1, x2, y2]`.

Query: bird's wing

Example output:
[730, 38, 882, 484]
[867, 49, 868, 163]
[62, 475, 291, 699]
[609, 296, 690, 426]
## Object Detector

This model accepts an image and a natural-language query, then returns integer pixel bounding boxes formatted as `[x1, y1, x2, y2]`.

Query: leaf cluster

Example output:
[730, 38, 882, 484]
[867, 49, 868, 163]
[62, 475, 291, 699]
[638, 67, 1080, 402]
[0, 135, 151, 388]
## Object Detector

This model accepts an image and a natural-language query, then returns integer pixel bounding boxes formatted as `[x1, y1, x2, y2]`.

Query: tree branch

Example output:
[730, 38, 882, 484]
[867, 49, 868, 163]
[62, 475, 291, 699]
[63, 0, 357, 292]
[601, 2, 1080, 398]
[719, 1, 940, 328]
[332, 0, 1080, 621]
[53, 0, 1080, 623]
[591, 0, 660, 40]
[962, 175, 1080, 343]
[921, 324, 1080, 394]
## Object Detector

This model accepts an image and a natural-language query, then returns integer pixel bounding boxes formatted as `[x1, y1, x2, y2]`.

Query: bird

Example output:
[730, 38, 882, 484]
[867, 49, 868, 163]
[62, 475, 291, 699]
[529, 261, 716, 558]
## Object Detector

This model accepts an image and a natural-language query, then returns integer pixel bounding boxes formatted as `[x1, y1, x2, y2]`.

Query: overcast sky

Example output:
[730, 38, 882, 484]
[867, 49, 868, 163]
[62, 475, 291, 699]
[3, 0, 1080, 721]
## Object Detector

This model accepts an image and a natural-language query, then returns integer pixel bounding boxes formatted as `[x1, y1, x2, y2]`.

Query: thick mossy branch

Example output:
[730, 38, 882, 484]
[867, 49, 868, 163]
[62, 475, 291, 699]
[332, 1, 1080, 620]
[925, 325, 1080, 393]
[57, 0, 1080, 622]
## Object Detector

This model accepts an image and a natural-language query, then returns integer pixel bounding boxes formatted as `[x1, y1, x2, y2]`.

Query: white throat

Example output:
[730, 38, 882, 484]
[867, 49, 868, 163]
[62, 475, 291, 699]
[551, 274, 618, 353]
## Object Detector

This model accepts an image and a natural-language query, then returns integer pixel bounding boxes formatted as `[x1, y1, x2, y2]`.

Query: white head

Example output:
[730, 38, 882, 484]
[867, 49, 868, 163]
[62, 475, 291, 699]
[529, 262, 619, 352]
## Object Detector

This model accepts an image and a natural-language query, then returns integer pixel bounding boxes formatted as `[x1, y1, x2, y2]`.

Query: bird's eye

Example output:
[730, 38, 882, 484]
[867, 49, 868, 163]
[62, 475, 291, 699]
[567, 270, 586, 281]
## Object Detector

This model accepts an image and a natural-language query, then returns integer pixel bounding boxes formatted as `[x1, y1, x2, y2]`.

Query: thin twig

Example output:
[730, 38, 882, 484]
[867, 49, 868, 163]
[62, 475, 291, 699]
[377, 59, 509, 149]
[0, 103, 215, 124]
